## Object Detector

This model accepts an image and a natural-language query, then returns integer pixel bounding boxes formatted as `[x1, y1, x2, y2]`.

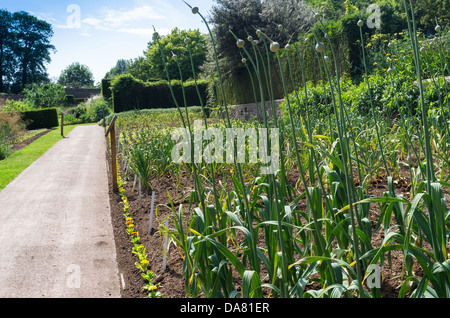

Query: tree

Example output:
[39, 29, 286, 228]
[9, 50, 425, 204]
[24, 83, 66, 109]
[58, 62, 95, 88]
[127, 57, 153, 82]
[209, 0, 263, 76]
[104, 59, 131, 79]
[260, 0, 315, 44]
[146, 28, 208, 81]
[10, 11, 55, 92]
[0, 10, 13, 93]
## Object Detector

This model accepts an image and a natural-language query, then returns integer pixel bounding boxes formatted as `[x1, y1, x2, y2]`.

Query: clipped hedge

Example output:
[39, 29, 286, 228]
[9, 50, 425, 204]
[110, 74, 208, 113]
[20, 108, 59, 130]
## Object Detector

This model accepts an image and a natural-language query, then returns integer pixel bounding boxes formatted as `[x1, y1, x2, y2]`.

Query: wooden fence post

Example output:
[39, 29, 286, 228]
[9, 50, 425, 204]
[105, 115, 118, 193]
[61, 113, 64, 137]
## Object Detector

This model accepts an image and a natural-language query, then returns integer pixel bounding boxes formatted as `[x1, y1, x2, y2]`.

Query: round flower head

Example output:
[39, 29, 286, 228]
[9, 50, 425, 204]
[387, 67, 393, 75]
[184, 37, 190, 44]
[236, 39, 245, 48]
[388, 42, 394, 49]
[420, 46, 427, 53]
[247, 35, 253, 42]
[278, 24, 283, 32]
[357, 20, 364, 27]
[285, 43, 291, 51]
[270, 42, 280, 53]
[172, 53, 177, 61]
[435, 25, 441, 32]
[242, 58, 247, 64]
[324, 55, 330, 62]
[314, 13, 320, 20]
[153, 32, 159, 39]
[192, 7, 199, 14]
[256, 29, 262, 37]
[305, 37, 309, 44]
[315, 42, 325, 53]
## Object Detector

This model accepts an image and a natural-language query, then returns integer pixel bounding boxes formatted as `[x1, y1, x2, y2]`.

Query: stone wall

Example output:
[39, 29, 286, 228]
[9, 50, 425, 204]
[225, 99, 284, 121]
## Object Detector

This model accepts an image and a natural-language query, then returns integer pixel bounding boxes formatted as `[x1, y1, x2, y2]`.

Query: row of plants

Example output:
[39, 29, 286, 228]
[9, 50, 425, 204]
[112, 0, 450, 298]
[110, 129, 163, 298]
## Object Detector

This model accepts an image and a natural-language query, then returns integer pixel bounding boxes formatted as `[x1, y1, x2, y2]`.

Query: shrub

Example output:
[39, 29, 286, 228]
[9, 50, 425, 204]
[20, 108, 59, 130]
[110, 74, 208, 113]
[24, 83, 66, 109]
[3, 99, 35, 112]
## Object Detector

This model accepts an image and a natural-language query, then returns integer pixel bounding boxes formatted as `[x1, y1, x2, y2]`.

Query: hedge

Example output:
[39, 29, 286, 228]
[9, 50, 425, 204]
[110, 74, 208, 113]
[20, 108, 59, 130]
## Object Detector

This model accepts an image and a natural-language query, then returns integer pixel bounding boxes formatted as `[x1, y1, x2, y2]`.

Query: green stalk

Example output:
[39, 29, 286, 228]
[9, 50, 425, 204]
[313, 16, 365, 296]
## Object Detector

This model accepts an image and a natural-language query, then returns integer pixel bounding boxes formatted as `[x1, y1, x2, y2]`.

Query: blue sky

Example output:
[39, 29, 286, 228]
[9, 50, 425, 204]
[1, 0, 214, 84]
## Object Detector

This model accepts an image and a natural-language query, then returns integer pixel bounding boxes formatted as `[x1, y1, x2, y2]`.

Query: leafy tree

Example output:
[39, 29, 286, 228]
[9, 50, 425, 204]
[10, 11, 55, 92]
[104, 59, 131, 79]
[0, 10, 13, 93]
[260, 0, 315, 44]
[24, 83, 66, 109]
[126, 57, 153, 82]
[146, 28, 208, 81]
[209, 0, 263, 76]
[58, 62, 95, 88]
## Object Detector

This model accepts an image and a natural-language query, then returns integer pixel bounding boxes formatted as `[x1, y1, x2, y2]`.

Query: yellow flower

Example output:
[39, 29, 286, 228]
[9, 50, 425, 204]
[373, 62, 378, 65]
[150, 285, 158, 291]
[141, 259, 149, 265]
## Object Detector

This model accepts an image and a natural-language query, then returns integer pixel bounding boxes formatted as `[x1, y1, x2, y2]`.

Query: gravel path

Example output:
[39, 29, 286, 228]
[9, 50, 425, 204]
[0, 125, 121, 298]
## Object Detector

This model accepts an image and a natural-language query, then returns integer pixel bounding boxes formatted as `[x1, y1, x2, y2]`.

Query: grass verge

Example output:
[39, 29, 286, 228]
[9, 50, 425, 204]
[0, 124, 86, 191]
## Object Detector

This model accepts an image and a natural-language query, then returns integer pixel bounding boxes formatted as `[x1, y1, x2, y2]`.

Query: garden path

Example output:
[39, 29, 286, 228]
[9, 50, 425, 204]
[0, 125, 121, 298]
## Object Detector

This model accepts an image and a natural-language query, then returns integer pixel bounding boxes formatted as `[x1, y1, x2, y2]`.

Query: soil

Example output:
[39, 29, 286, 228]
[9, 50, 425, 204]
[106, 136, 449, 299]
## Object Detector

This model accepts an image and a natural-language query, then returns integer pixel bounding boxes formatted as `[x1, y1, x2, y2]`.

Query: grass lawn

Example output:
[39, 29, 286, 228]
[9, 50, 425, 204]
[0, 123, 94, 191]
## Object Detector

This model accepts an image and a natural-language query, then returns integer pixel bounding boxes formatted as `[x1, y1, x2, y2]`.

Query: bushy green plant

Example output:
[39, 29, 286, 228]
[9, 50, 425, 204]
[23, 83, 66, 109]
[2, 99, 35, 112]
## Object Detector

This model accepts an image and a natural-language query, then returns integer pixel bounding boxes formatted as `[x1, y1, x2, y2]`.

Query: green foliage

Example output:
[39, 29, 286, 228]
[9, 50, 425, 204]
[104, 59, 131, 79]
[2, 99, 35, 112]
[58, 62, 95, 89]
[65, 96, 112, 124]
[0, 9, 55, 93]
[146, 28, 208, 81]
[20, 108, 59, 130]
[23, 83, 66, 109]
[110, 74, 208, 113]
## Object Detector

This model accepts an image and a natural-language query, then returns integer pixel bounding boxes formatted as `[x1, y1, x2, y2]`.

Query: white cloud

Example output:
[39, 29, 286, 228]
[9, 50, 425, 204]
[102, 4, 165, 28]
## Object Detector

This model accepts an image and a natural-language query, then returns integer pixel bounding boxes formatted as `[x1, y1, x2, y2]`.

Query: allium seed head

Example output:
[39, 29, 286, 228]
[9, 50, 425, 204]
[315, 42, 325, 53]
[192, 7, 199, 14]
[357, 20, 364, 27]
[270, 42, 280, 53]
[236, 39, 245, 48]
